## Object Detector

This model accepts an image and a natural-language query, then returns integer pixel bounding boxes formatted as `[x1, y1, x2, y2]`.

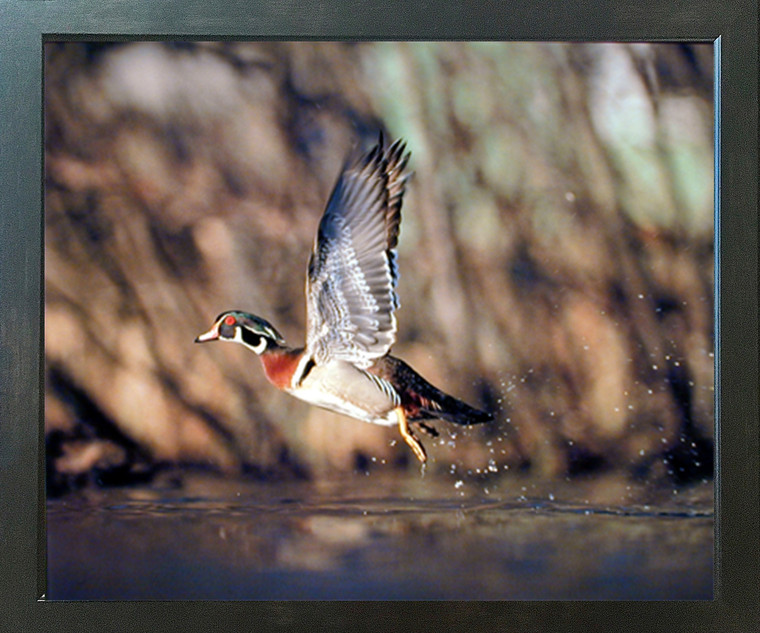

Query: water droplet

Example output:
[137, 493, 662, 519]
[454, 480, 464, 489]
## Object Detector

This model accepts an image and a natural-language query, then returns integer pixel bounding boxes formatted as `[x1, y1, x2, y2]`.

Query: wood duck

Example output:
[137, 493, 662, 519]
[195, 135, 492, 463]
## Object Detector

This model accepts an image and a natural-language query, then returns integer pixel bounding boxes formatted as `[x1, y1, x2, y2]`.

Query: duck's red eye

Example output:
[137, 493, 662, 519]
[224, 315, 236, 326]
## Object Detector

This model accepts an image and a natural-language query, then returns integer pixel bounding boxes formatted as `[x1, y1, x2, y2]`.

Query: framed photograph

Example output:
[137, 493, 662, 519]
[1, 0, 757, 631]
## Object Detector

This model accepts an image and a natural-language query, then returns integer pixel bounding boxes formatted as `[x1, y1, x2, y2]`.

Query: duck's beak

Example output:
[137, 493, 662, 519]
[195, 325, 220, 343]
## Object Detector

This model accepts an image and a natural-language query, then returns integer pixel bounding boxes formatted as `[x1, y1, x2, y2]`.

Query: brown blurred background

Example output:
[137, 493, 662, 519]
[44, 41, 714, 495]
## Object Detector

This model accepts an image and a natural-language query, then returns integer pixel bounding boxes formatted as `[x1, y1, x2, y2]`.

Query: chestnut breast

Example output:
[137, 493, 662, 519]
[259, 350, 303, 390]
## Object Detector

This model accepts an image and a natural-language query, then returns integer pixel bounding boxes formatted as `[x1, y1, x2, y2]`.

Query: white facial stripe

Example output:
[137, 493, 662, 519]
[232, 326, 268, 354]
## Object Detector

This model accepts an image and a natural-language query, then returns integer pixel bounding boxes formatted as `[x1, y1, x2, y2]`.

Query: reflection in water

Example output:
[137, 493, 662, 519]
[46, 473, 713, 600]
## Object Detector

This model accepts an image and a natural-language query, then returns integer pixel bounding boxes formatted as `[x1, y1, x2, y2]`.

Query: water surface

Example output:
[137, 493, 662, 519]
[47, 472, 713, 600]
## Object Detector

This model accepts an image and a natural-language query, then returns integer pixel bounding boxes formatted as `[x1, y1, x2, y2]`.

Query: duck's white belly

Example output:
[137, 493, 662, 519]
[285, 360, 399, 426]
[287, 386, 395, 425]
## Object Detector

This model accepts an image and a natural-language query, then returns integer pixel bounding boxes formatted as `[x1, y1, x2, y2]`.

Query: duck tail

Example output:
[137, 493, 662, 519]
[376, 356, 494, 426]
[423, 392, 494, 426]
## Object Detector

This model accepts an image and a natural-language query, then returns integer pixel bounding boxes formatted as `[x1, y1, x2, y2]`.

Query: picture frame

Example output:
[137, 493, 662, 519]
[1, 0, 757, 630]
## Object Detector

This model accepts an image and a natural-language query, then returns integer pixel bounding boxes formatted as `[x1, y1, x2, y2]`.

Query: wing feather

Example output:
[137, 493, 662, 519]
[305, 135, 411, 368]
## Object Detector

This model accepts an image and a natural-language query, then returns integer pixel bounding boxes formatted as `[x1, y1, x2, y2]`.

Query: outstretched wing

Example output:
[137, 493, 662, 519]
[305, 135, 410, 369]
